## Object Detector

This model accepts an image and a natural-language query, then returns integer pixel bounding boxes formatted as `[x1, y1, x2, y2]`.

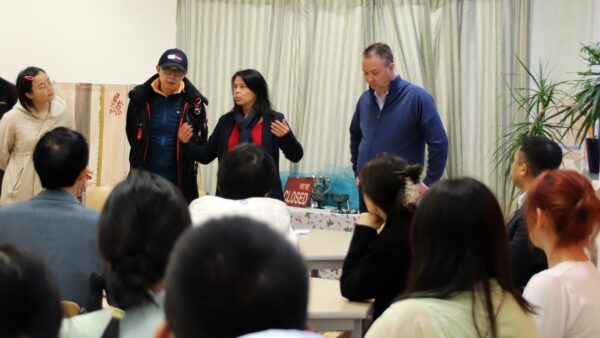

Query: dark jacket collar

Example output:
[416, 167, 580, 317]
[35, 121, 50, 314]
[130, 74, 208, 105]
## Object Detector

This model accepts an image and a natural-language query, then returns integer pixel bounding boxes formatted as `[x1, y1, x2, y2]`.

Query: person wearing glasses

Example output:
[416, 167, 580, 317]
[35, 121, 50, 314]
[0, 66, 75, 206]
[126, 48, 209, 203]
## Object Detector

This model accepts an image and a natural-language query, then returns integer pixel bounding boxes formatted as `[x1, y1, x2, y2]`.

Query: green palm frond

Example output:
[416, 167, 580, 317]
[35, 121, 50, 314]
[561, 43, 600, 145]
[494, 57, 568, 211]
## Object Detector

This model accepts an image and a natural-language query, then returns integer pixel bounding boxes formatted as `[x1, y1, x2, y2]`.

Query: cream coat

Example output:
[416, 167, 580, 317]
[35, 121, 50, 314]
[0, 97, 75, 206]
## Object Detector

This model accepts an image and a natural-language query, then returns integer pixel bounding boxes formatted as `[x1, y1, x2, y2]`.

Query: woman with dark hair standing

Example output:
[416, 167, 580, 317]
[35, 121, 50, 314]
[367, 178, 539, 338]
[0, 66, 75, 206]
[60, 170, 191, 338]
[340, 154, 422, 319]
[523, 170, 600, 338]
[0, 244, 63, 338]
[178, 69, 303, 200]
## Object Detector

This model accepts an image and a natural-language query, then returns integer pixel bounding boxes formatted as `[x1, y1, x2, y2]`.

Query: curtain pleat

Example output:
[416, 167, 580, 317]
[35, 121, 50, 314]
[177, 0, 529, 206]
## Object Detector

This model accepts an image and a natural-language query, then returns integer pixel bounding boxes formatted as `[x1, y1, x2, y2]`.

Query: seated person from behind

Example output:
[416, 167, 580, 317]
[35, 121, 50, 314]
[0, 244, 63, 338]
[507, 136, 562, 289]
[523, 170, 600, 338]
[0, 127, 101, 311]
[60, 170, 192, 338]
[155, 216, 321, 338]
[340, 154, 422, 319]
[367, 178, 540, 338]
[189, 143, 295, 244]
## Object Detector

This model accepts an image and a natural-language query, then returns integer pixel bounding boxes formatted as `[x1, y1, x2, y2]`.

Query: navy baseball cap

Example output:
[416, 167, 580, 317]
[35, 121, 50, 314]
[158, 48, 188, 73]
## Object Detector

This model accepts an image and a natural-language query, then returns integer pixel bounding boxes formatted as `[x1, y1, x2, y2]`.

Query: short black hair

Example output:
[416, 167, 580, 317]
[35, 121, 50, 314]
[519, 136, 562, 177]
[165, 216, 308, 338]
[98, 170, 191, 310]
[0, 244, 62, 338]
[363, 42, 394, 66]
[33, 127, 89, 189]
[217, 143, 277, 199]
[15, 66, 46, 112]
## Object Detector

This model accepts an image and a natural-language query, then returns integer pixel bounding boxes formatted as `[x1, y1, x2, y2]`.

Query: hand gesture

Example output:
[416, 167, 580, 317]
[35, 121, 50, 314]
[271, 119, 290, 138]
[179, 123, 193, 144]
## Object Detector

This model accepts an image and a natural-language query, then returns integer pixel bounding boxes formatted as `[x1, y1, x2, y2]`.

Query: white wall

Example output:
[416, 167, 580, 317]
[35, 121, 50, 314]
[0, 0, 177, 84]
[530, 0, 600, 83]
[2, 0, 597, 85]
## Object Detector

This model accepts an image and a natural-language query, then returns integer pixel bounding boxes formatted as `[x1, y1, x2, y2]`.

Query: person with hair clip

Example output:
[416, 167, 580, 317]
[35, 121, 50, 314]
[0, 244, 63, 338]
[60, 170, 192, 338]
[523, 170, 600, 338]
[178, 68, 303, 200]
[340, 154, 422, 319]
[0, 66, 75, 206]
[367, 178, 539, 338]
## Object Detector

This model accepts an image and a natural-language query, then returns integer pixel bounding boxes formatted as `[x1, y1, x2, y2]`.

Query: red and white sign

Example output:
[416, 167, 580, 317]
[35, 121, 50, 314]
[283, 177, 313, 207]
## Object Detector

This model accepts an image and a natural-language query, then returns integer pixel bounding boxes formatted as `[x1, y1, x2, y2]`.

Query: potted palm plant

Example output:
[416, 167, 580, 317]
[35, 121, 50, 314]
[561, 43, 600, 174]
[493, 57, 569, 211]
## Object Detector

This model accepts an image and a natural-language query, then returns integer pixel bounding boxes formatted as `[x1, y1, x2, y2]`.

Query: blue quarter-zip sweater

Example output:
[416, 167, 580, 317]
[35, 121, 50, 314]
[350, 76, 448, 186]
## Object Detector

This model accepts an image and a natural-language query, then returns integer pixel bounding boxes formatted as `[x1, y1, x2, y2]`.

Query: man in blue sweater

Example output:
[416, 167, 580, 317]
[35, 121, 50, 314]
[350, 42, 448, 211]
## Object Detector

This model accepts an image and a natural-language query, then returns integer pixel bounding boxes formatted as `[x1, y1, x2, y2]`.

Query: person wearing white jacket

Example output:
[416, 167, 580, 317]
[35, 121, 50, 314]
[189, 143, 297, 245]
[0, 66, 75, 206]
[190, 195, 297, 246]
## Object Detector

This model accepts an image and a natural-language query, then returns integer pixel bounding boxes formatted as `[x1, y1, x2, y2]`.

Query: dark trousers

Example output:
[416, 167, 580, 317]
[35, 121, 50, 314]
[358, 187, 367, 212]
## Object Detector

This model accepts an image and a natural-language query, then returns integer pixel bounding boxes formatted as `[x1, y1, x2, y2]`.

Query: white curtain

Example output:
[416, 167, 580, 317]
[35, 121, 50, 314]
[177, 0, 529, 205]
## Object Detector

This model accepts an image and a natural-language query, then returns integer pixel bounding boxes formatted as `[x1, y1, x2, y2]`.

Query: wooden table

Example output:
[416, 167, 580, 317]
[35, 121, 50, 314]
[308, 277, 372, 338]
[297, 229, 353, 270]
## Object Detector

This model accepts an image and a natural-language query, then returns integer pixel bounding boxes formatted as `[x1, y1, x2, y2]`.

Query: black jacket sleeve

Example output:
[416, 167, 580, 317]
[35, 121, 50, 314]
[349, 104, 361, 176]
[125, 93, 141, 146]
[340, 220, 410, 301]
[275, 113, 303, 163]
[183, 115, 222, 164]
[508, 208, 548, 289]
[340, 225, 381, 300]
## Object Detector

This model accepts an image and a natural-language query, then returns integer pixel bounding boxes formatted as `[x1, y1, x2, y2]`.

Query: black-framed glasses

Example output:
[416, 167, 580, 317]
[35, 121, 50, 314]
[161, 68, 185, 78]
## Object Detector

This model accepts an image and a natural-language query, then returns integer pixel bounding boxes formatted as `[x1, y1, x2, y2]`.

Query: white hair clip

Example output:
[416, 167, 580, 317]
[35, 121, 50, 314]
[404, 178, 420, 206]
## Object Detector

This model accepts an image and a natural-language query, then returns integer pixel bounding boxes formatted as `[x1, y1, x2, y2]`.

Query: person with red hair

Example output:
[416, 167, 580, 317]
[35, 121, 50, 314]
[523, 169, 600, 338]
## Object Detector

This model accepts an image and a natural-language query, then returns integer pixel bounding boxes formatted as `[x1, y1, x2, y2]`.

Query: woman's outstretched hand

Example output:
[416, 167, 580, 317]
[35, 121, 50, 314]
[271, 119, 290, 138]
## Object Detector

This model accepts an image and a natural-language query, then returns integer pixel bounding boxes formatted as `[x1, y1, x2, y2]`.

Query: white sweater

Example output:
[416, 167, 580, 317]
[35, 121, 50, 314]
[189, 195, 297, 246]
[523, 261, 600, 338]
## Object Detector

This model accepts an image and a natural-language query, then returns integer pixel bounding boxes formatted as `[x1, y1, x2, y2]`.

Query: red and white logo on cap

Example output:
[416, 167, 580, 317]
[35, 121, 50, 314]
[168, 53, 183, 61]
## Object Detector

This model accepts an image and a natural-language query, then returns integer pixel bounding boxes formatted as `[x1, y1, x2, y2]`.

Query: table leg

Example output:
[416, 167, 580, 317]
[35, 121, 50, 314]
[350, 319, 363, 338]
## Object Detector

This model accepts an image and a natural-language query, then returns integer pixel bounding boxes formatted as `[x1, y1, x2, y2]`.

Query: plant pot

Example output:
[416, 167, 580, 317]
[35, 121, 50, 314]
[585, 137, 600, 174]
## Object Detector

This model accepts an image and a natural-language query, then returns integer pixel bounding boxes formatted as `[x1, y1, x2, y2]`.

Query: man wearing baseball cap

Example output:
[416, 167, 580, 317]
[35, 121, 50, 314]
[126, 48, 209, 203]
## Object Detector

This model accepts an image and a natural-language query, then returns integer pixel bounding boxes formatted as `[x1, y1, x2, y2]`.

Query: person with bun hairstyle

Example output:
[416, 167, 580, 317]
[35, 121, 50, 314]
[523, 170, 600, 338]
[340, 154, 422, 319]
[60, 170, 192, 338]
[0, 244, 63, 338]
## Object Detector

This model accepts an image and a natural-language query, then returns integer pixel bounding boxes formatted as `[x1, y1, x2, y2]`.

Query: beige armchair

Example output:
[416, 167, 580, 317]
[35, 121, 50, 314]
[85, 186, 113, 212]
